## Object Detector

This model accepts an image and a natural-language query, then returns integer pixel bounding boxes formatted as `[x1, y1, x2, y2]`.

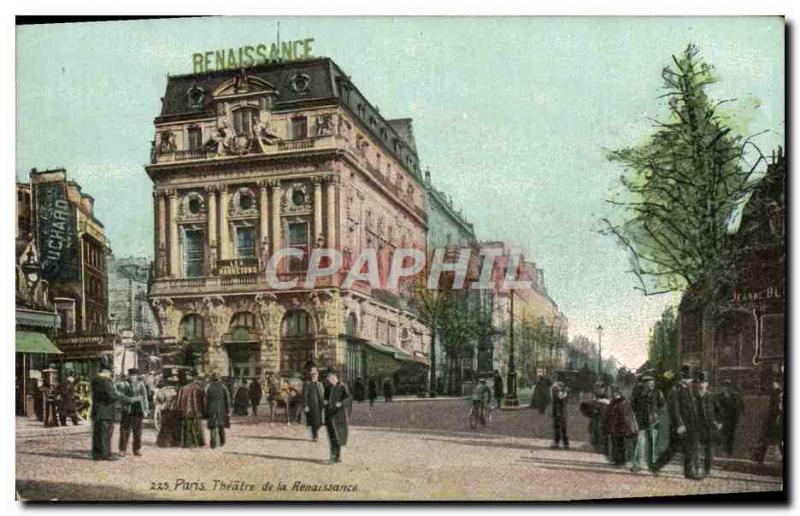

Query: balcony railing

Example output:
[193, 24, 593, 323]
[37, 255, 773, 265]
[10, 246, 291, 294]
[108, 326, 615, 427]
[277, 138, 316, 152]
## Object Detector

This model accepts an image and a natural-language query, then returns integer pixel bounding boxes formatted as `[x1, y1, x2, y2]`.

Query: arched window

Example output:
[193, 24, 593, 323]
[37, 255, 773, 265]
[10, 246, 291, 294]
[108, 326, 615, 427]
[230, 311, 257, 330]
[346, 313, 358, 336]
[180, 314, 204, 340]
[282, 310, 312, 338]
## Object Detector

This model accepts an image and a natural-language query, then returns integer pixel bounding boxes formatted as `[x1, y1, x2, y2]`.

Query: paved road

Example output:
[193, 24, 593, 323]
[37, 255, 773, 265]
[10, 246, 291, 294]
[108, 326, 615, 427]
[16, 400, 782, 501]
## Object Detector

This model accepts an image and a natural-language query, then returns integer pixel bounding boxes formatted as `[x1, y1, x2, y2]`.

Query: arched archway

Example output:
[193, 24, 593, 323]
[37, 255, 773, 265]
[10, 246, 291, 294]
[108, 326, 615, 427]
[225, 311, 262, 380]
[280, 310, 315, 376]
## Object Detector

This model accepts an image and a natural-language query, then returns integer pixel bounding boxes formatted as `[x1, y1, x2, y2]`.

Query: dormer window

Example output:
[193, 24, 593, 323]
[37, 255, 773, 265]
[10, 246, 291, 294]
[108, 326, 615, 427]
[187, 85, 205, 109]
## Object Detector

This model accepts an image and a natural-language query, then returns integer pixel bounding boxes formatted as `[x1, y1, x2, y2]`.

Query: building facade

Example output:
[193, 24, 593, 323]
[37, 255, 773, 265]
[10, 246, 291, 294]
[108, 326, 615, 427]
[679, 148, 785, 393]
[25, 168, 113, 377]
[423, 169, 487, 392]
[146, 58, 430, 385]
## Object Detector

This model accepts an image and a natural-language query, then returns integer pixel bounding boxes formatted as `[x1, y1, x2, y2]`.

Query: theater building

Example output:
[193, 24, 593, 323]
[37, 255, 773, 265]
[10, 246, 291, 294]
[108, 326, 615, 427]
[146, 58, 430, 384]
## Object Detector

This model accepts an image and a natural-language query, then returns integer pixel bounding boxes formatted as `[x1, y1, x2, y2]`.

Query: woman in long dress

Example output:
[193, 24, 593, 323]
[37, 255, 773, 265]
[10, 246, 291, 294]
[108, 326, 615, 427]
[233, 379, 250, 416]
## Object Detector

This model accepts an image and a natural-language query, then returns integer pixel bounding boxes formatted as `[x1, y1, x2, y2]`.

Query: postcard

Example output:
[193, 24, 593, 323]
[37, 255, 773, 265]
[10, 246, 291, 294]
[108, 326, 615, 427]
[14, 16, 785, 502]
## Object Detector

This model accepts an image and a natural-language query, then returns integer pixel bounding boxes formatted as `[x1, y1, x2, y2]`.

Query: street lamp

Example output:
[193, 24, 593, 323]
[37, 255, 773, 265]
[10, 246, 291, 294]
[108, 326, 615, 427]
[596, 324, 604, 378]
[503, 289, 519, 408]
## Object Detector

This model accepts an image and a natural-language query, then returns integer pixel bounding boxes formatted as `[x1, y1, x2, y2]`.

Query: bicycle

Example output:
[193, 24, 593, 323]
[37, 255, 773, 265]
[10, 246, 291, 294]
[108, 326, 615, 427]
[468, 400, 492, 430]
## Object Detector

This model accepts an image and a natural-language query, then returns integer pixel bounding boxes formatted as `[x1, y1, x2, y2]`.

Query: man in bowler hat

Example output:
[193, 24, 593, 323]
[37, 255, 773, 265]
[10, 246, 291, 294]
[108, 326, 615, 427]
[652, 365, 702, 479]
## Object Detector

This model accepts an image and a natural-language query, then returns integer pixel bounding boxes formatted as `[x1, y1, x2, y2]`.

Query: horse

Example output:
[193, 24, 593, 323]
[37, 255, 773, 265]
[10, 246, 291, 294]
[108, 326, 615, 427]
[266, 376, 303, 425]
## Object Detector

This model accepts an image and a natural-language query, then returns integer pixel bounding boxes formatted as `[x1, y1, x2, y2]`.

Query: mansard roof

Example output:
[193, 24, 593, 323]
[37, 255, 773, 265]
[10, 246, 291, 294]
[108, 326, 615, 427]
[156, 57, 422, 178]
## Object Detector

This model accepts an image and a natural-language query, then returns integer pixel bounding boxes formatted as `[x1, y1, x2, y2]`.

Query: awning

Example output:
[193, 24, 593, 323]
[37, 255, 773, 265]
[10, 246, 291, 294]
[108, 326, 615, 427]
[16, 331, 62, 354]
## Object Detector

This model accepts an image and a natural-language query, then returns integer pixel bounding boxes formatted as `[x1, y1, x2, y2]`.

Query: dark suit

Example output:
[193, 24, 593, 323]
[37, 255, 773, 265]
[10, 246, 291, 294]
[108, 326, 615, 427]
[694, 391, 719, 477]
[90, 376, 132, 460]
[302, 380, 325, 440]
[57, 380, 79, 426]
[653, 381, 699, 477]
[204, 381, 231, 448]
[324, 383, 353, 462]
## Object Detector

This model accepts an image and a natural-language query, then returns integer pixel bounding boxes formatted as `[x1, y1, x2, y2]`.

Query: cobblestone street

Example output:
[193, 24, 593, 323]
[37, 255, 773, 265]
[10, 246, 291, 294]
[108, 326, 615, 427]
[16, 399, 782, 501]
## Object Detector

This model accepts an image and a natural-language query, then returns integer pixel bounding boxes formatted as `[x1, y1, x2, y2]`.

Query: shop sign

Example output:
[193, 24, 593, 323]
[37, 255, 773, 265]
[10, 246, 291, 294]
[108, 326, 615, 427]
[35, 180, 79, 282]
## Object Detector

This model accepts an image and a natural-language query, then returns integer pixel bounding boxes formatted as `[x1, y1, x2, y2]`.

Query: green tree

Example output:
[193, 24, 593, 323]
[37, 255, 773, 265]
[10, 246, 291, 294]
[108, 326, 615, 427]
[601, 44, 766, 308]
[647, 306, 681, 375]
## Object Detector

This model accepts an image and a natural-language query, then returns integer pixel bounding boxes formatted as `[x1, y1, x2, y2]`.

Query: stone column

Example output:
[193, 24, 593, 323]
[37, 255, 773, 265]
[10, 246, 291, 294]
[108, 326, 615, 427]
[313, 176, 324, 245]
[259, 181, 270, 257]
[153, 190, 167, 277]
[219, 185, 230, 261]
[325, 175, 337, 250]
[206, 185, 218, 275]
[270, 180, 281, 256]
[167, 189, 180, 277]
[206, 185, 217, 247]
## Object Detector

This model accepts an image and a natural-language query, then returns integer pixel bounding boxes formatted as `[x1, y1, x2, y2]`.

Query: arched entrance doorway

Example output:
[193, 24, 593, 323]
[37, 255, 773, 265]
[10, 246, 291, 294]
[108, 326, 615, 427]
[224, 311, 262, 380]
[280, 310, 315, 376]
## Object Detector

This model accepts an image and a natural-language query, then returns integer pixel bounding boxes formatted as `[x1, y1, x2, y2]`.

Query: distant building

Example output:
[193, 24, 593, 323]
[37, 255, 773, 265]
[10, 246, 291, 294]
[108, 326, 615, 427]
[423, 168, 487, 393]
[481, 241, 568, 388]
[679, 148, 785, 393]
[107, 255, 159, 339]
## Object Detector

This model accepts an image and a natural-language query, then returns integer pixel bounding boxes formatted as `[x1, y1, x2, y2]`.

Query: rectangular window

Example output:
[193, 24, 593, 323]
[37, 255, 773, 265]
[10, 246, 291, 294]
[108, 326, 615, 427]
[290, 116, 308, 140]
[187, 127, 202, 150]
[183, 230, 204, 277]
[388, 323, 397, 347]
[235, 227, 256, 258]
[287, 222, 309, 272]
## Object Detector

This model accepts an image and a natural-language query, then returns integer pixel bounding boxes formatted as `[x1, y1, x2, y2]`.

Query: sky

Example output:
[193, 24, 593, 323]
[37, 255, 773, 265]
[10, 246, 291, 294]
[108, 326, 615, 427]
[15, 17, 784, 368]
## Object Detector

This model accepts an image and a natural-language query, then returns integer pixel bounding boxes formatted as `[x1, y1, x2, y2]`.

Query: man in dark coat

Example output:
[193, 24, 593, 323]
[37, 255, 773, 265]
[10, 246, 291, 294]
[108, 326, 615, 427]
[532, 376, 552, 414]
[302, 366, 325, 441]
[118, 368, 149, 457]
[550, 381, 570, 449]
[693, 371, 722, 478]
[204, 372, 231, 449]
[248, 378, 263, 417]
[367, 377, 378, 407]
[324, 368, 353, 464]
[602, 386, 639, 466]
[630, 375, 665, 471]
[176, 373, 206, 448]
[753, 371, 783, 463]
[382, 377, 393, 402]
[493, 370, 504, 409]
[715, 379, 744, 456]
[57, 372, 79, 426]
[90, 368, 135, 460]
[353, 377, 366, 403]
[652, 365, 700, 478]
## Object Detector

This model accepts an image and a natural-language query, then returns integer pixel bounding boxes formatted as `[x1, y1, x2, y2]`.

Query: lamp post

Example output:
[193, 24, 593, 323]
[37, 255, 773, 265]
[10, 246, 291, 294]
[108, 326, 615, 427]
[503, 289, 519, 407]
[596, 324, 604, 378]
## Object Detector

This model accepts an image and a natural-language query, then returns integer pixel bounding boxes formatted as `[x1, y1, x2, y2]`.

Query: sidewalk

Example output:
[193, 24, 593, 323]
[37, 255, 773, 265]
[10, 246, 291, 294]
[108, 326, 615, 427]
[16, 416, 91, 439]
